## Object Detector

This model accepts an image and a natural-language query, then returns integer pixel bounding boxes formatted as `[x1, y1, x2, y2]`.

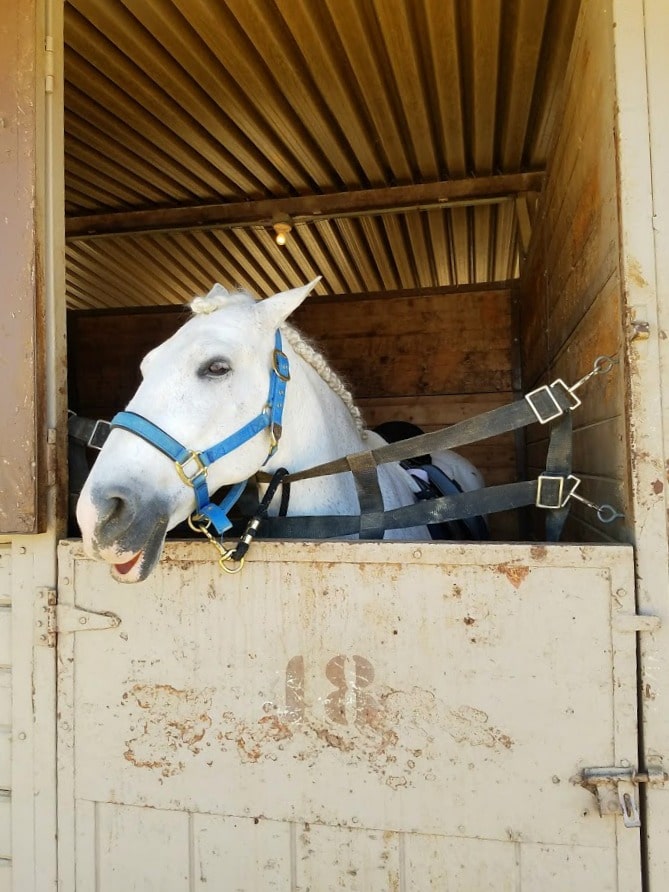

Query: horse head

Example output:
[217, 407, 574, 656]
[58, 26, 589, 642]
[76, 279, 320, 583]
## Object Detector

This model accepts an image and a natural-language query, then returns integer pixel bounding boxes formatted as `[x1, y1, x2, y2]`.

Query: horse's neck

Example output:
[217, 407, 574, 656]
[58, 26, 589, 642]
[260, 347, 420, 521]
[263, 353, 366, 514]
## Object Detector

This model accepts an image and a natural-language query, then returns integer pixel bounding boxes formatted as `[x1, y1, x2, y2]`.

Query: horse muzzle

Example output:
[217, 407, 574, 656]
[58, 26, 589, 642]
[77, 483, 172, 583]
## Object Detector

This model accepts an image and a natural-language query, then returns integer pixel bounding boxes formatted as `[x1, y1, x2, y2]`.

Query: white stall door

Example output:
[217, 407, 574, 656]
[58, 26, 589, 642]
[56, 540, 640, 891]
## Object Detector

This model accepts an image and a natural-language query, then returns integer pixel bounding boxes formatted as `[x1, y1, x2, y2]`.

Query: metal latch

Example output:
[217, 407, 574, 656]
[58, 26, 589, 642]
[575, 764, 667, 828]
[36, 588, 121, 647]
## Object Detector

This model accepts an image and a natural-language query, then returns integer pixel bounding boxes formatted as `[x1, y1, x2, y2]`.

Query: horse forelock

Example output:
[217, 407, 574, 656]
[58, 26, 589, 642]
[189, 288, 258, 316]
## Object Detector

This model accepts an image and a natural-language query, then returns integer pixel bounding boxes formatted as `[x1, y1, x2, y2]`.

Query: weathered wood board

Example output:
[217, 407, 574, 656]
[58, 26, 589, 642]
[518, 0, 630, 542]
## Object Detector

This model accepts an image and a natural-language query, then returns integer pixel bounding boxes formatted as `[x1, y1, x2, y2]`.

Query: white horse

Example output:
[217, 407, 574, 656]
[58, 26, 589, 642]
[77, 279, 483, 583]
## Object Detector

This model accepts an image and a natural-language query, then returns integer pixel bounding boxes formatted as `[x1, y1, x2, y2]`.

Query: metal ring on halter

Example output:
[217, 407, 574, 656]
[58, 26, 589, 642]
[188, 513, 243, 570]
[188, 514, 210, 533]
[219, 555, 245, 574]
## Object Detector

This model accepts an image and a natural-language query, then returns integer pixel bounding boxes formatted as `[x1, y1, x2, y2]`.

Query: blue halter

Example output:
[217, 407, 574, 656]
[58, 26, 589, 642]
[110, 330, 290, 535]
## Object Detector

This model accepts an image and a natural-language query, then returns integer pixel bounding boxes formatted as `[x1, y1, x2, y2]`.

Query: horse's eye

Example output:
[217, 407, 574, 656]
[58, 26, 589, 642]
[202, 359, 230, 378]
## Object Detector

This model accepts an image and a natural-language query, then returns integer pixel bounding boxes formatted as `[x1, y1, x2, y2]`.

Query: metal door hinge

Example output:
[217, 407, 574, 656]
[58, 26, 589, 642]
[36, 588, 121, 647]
[575, 763, 667, 828]
[45, 36, 55, 94]
[46, 429, 57, 487]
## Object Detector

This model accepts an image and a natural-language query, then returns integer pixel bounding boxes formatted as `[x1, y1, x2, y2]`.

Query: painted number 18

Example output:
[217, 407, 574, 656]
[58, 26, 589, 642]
[284, 654, 379, 727]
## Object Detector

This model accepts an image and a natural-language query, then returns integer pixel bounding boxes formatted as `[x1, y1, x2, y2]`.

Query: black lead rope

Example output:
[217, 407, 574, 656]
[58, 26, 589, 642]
[226, 468, 290, 564]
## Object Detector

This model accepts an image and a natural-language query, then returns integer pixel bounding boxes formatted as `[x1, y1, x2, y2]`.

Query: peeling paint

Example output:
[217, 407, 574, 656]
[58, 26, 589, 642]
[494, 562, 530, 588]
[123, 683, 213, 776]
[165, 682, 517, 790]
[627, 257, 648, 289]
[446, 705, 514, 750]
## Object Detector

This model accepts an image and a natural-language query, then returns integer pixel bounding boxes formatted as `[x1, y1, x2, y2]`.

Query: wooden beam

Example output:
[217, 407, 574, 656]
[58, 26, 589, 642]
[66, 280, 518, 317]
[66, 171, 545, 239]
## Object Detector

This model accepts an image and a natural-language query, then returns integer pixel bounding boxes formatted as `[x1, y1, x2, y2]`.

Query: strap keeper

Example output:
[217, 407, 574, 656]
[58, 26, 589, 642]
[550, 378, 582, 411]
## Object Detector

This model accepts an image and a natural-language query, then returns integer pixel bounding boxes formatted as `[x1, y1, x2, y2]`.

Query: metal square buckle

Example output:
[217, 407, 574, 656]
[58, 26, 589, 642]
[88, 419, 111, 450]
[525, 385, 564, 424]
[536, 474, 580, 510]
[550, 378, 582, 411]
[175, 451, 207, 487]
[272, 349, 291, 382]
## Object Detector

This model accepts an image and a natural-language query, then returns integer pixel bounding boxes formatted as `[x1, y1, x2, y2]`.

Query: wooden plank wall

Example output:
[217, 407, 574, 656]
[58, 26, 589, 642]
[292, 286, 518, 497]
[68, 284, 519, 537]
[518, 0, 630, 543]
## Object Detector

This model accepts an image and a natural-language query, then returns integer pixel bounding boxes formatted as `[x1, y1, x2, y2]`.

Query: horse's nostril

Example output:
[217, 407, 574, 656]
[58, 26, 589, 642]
[102, 496, 124, 525]
[93, 488, 137, 537]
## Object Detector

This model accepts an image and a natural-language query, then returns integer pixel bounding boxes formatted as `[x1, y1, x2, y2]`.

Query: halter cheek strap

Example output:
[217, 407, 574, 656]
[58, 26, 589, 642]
[110, 330, 290, 535]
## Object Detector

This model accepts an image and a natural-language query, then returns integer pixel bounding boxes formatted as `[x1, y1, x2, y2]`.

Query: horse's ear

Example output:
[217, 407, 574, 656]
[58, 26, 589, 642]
[206, 283, 230, 299]
[254, 278, 321, 329]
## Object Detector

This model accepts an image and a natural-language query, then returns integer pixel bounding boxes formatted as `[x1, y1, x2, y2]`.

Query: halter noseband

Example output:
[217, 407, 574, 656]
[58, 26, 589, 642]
[109, 330, 290, 535]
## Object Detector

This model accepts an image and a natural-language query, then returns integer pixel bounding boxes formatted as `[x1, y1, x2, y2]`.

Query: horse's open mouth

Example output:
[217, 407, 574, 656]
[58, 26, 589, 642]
[113, 551, 142, 576]
[106, 516, 170, 583]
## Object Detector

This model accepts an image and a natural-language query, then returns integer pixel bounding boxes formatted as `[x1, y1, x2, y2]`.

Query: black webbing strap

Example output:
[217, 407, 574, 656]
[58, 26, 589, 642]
[67, 381, 578, 541]
[257, 382, 576, 486]
[257, 400, 574, 540]
[346, 450, 386, 539]
[543, 411, 573, 542]
[259, 480, 540, 539]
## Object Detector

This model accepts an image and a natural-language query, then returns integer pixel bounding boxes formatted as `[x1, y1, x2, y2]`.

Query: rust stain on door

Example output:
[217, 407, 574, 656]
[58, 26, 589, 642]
[123, 683, 213, 777]
[494, 562, 531, 588]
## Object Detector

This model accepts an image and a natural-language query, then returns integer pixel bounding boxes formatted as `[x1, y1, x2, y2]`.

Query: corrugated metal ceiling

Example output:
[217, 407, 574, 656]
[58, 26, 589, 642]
[64, 0, 580, 308]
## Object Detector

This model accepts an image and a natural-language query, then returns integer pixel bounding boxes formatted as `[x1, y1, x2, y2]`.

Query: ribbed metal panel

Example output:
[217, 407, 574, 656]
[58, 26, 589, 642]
[64, 0, 579, 307]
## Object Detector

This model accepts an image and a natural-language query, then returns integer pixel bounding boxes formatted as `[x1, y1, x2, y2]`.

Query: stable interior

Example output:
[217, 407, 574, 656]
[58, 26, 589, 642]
[64, 0, 630, 544]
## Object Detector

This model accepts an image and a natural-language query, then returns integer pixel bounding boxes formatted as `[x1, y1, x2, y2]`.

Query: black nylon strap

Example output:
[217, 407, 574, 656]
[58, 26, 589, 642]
[347, 450, 385, 539]
[544, 411, 573, 541]
[258, 383, 575, 485]
[259, 480, 538, 539]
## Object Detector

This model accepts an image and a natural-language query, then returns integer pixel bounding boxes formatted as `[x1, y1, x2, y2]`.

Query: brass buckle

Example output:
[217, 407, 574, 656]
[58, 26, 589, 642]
[175, 451, 207, 487]
[188, 514, 245, 574]
[272, 348, 290, 382]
